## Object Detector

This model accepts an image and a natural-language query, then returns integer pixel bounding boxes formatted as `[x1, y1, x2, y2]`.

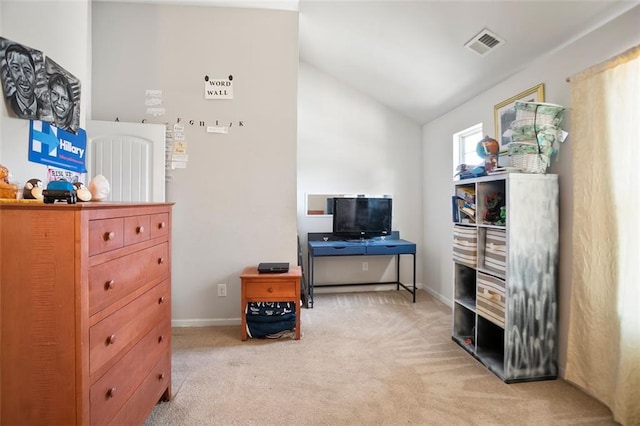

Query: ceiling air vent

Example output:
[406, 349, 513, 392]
[464, 29, 505, 56]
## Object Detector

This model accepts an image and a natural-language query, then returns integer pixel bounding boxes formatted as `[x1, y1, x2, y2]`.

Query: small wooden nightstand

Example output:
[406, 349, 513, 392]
[239, 266, 302, 340]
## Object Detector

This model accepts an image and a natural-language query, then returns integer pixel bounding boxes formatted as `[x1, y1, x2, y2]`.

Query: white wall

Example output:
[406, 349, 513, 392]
[297, 62, 423, 290]
[0, 0, 91, 184]
[91, 3, 299, 325]
[421, 5, 640, 375]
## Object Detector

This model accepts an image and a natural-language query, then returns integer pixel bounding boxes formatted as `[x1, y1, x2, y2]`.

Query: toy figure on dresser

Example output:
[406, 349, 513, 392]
[43, 180, 77, 204]
[73, 182, 92, 202]
[484, 192, 505, 224]
[0, 163, 18, 199]
[455, 163, 487, 180]
[23, 178, 44, 199]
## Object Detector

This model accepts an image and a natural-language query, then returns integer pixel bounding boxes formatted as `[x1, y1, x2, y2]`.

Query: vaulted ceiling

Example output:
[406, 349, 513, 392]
[298, 1, 639, 124]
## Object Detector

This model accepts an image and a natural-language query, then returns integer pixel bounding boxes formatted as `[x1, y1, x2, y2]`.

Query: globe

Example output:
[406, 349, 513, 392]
[476, 136, 499, 159]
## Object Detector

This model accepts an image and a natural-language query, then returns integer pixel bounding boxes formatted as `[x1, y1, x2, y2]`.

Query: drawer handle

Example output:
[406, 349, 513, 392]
[158, 373, 165, 380]
[158, 296, 166, 304]
[106, 334, 117, 345]
[158, 222, 166, 229]
[158, 257, 165, 265]
[104, 279, 115, 290]
[136, 225, 145, 234]
[158, 335, 165, 343]
[106, 387, 116, 399]
[104, 231, 115, 241]
[268, 287, 274, 293]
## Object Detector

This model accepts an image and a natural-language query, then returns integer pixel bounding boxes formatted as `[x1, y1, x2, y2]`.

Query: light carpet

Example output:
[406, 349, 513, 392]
[145, 290, 616, 425]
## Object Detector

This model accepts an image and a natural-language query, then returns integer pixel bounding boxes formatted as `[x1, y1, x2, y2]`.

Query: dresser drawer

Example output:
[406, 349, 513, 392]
[90, 318, 170, 426]
[89, 218, 124, 256]
[90, 280, 170, 377]
[149, 213, 170, 240]
[124, 215, 151, 246]
[108, 352, 171, 425]
[89, 242, 169, 316]
[244, 279, 298, 299]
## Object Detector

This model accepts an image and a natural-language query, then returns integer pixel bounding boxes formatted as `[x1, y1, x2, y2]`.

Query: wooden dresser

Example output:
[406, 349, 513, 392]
[0, 201, 173, 425]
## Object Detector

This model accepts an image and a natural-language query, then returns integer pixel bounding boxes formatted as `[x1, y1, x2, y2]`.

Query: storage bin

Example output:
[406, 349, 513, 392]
[484, 228, 506, 274]
[453, 225, 477, 266]
[477, 272, 506, 327]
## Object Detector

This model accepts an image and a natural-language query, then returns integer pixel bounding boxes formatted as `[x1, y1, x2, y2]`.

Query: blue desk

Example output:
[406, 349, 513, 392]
[307, 232, 416, 308]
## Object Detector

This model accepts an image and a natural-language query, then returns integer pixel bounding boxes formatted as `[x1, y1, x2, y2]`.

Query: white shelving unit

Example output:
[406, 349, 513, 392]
[452, 173, 559, 383]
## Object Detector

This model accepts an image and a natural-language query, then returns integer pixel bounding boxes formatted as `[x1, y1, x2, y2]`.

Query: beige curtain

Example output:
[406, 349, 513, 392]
[566, 45, 640, 426]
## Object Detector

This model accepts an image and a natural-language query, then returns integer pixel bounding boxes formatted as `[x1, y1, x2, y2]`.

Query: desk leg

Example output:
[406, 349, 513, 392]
[308, 252, 314, 308]
[412, 253, 416, 303]
[295, 294, 301, 340]
[396, 254, 401, 291]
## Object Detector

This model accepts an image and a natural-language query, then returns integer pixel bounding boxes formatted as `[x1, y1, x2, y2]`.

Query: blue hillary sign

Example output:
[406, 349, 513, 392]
[29, 120, 87, 173]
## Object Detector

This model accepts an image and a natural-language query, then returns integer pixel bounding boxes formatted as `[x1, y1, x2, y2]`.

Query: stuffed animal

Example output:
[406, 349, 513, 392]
[73, 182, 92, 202]
[23, 178, 44, 199]
[484, 192, 505, 224]
[0, 164, 9, 184]
[0, 164, 18, 199]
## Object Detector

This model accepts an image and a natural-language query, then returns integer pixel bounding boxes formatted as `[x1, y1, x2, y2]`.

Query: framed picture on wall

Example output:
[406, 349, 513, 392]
[493, 83, 544, 146]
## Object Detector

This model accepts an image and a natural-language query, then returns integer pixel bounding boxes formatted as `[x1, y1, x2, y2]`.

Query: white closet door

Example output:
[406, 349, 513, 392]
[86, 120, 166, 202]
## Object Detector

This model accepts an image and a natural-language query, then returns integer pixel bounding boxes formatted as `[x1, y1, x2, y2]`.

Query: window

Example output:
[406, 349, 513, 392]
[453, 123, 483, 175]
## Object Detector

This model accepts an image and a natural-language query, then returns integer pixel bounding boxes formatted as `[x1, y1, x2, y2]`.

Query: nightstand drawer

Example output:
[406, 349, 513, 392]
[244, 279, 298, 299]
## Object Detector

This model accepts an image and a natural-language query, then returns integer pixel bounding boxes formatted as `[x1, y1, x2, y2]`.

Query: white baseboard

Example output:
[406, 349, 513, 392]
[421, 286, 452, 307]
[171, 284, 427, 327]
[172, 318, 240, 327]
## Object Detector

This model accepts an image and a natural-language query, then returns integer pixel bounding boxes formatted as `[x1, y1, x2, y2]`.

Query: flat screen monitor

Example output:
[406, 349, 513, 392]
[332, 197, 392, 238]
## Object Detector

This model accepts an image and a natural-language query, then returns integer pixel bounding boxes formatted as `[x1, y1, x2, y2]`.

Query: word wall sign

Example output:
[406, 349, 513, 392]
[204, 75, 233, 100]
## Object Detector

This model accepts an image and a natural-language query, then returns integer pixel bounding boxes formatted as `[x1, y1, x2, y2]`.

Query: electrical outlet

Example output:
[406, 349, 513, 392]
[217, 283, 227, 297]
[362, 262, 368, 271]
